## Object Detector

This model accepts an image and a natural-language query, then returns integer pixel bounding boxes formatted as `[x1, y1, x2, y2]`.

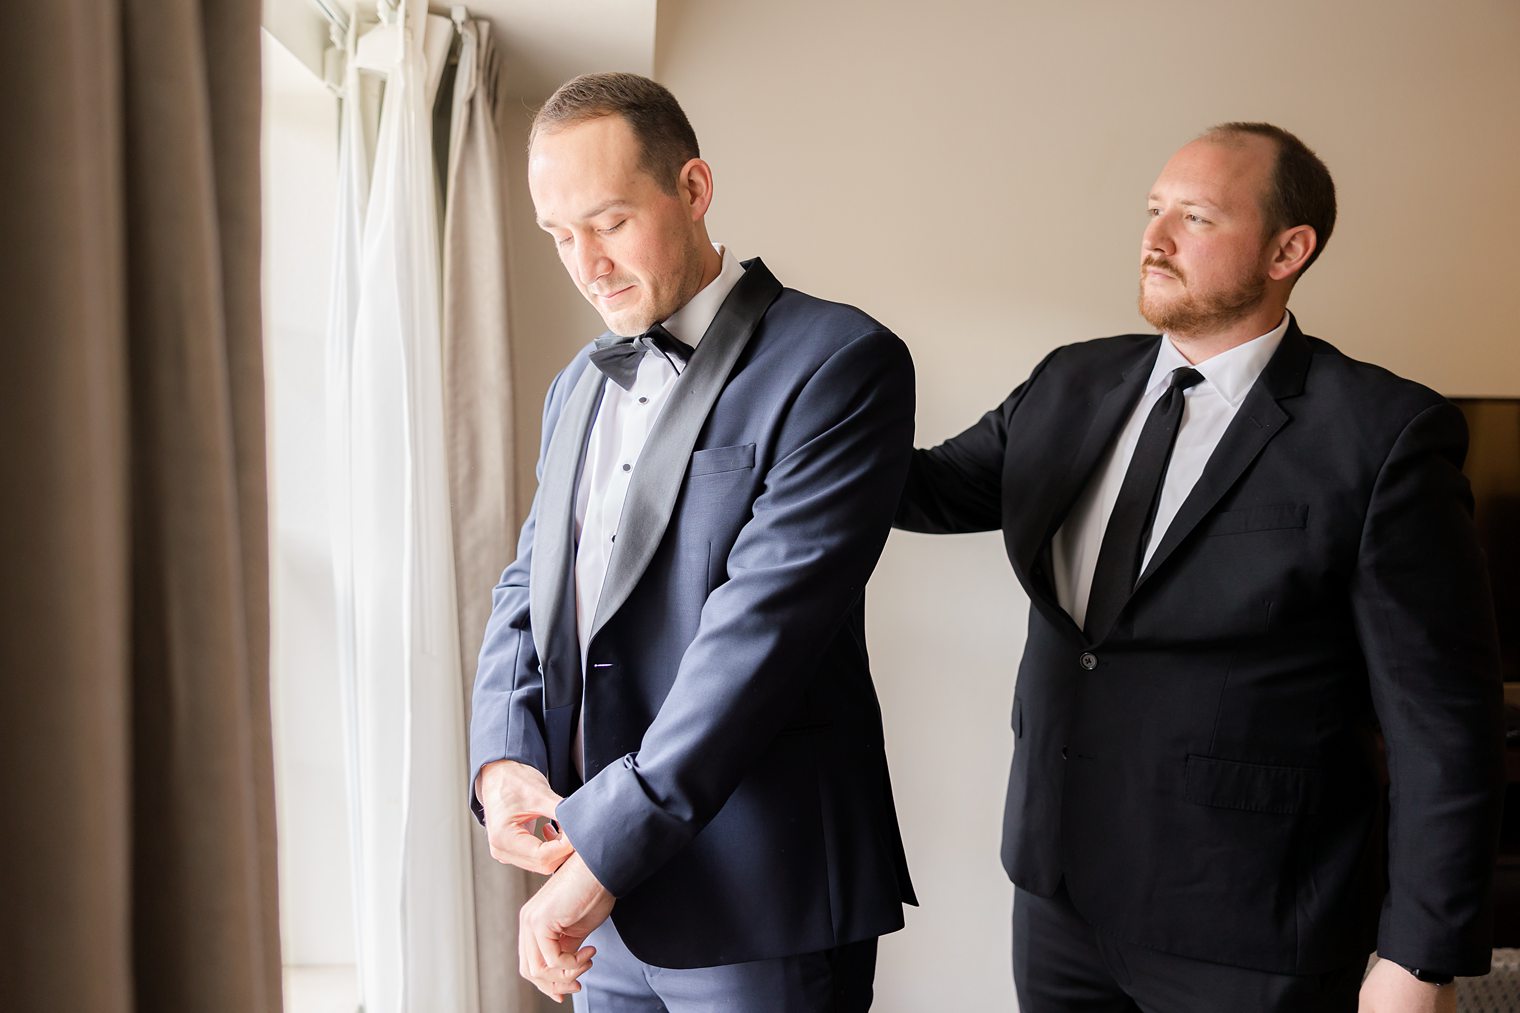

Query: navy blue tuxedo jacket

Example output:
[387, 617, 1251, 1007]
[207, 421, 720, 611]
[898, 321, 1505, 977]
[470, 260, 917, 969]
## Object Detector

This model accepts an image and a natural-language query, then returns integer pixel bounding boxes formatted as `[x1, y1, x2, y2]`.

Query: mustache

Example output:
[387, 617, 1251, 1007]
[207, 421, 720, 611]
[1141, 256, 1185, 283]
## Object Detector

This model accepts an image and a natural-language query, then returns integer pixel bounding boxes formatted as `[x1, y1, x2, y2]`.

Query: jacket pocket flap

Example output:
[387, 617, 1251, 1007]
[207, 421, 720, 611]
[1203, 503, 1308, 537]
[1184, 753, 1322, 815]
[688, 442, 756, 477]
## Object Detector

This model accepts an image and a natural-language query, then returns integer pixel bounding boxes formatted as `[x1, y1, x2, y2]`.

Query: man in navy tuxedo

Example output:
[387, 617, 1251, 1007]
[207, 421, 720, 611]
[468, 73, 915, 1010]
[898, 124, 1504, 1012]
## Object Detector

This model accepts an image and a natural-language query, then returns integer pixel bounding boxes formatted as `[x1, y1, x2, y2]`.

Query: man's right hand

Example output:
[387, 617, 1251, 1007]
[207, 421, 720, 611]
[478, 759, 575, 875]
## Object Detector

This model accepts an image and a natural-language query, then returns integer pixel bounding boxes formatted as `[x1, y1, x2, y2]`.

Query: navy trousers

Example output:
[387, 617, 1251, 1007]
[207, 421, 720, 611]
[571, 917, 877, 1012]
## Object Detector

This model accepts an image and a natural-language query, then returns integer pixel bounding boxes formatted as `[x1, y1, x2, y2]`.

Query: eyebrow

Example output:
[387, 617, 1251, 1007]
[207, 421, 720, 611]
[536, 199, 630, 229]
[1148, 193, 1223, 212]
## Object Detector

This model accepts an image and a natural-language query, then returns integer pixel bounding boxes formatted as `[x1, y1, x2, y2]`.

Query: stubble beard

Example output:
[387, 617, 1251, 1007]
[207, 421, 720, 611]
[1138, 257, 1267, 339]
[597, 242, 712, 337]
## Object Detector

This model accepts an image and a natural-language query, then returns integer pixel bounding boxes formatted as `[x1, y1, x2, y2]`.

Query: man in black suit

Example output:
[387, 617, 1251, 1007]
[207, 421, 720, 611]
[897, 123, 1504, 1012]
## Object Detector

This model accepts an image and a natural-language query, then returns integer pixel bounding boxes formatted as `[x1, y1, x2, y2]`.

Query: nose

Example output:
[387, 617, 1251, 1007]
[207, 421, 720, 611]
[572, 235, 612, 288]
[1142, 211, 1175, 257]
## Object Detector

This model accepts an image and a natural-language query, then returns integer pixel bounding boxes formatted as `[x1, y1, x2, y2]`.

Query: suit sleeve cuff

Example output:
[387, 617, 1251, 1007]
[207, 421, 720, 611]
[554, 757, 694, 898]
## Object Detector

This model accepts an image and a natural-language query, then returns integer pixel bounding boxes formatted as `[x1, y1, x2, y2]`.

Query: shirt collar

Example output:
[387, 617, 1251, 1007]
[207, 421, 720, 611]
[1146, 311, 1291, 408]
[660, 244, 746, 351]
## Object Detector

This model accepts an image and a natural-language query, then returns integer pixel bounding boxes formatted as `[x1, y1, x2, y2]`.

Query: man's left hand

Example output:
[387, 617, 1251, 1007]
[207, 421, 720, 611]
[519, 851, 615, 1003]
[1359, 958, 1456, 1013]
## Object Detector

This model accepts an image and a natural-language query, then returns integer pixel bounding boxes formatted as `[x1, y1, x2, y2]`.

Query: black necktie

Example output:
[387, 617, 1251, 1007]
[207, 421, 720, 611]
[1083, 365, 1205, 641]
[589, 324, 695, 391]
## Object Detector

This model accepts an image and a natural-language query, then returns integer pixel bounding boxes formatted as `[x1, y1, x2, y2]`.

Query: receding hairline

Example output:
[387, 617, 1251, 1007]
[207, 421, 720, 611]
[1180, 130, 1283, 223]
[1197, 124, 1278, 148]
[529, 107, 631, 151]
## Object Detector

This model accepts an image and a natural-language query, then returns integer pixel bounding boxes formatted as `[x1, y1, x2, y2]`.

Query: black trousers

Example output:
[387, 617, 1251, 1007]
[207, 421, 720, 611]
[1012, 882, 1366, 1013]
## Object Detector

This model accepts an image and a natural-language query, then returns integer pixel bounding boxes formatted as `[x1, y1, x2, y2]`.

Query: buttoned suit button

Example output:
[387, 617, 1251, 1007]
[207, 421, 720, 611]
[1079, 652, 1098, 671]
[1060, 746, 1069, 760]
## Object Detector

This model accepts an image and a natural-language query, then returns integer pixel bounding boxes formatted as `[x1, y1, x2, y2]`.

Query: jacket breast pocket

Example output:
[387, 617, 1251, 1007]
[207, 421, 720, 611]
[1201, 503, 1308, 537]
[1184, 753, 1323, 815]
[687, 442, 756, 478]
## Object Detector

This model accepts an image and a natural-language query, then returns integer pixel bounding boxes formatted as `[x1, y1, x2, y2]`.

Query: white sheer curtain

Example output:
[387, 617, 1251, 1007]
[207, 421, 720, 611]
[326, 2, 479, 1010]
[325, 16, 371, 989]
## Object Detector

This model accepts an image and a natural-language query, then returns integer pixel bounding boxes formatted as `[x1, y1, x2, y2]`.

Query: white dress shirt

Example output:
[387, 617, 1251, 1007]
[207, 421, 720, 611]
[1053, 312, 1291, 629]
[571, 245, 746, 772]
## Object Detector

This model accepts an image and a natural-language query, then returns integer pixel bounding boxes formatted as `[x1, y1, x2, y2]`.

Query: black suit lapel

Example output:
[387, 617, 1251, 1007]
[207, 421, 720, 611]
[1134, 322, 1311, 591]
[1011, 339, 1156, 619]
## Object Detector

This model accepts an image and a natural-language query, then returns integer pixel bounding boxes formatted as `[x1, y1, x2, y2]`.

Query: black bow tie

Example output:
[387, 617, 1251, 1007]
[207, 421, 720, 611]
[589, 324, 695, 391]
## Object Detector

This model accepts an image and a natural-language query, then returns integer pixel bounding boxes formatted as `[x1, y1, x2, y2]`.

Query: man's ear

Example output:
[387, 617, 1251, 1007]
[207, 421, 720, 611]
[1268, 225, 1317, 282]
[679, 157, 715, 221]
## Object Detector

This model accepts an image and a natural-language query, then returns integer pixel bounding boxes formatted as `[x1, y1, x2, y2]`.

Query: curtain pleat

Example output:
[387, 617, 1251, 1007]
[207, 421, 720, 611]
[0, 0, 281, 1009]
[441, 21, 554, 1013]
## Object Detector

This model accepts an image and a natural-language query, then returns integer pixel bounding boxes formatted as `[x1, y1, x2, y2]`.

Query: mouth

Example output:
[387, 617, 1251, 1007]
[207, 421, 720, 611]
[594, 284, 635, 302]
[1141, 261, 1180, 283]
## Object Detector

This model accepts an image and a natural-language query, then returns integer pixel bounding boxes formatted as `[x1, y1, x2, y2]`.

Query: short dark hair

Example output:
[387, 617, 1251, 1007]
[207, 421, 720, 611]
[531, 72, 700, 195]
[1205, 122, 1337, 276]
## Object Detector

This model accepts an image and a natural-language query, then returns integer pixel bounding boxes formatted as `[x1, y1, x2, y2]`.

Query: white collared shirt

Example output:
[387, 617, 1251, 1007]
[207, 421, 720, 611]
[573, 244, 745, 667]
[1053, 312, 1291, 630]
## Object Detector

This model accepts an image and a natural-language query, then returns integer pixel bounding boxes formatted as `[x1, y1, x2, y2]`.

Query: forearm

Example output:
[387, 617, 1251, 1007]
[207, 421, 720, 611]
[1357, 401, 1505, 971]
[895, 350, 1055, 534]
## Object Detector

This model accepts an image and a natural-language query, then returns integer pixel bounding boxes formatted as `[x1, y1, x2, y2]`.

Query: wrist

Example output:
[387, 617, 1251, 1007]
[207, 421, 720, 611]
[565, 852, 613, 898]
[1396, 962, 1454, 987]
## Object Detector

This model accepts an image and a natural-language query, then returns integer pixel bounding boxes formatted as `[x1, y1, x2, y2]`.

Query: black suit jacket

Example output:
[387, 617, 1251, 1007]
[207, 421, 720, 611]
[897, 320, 1504, 976]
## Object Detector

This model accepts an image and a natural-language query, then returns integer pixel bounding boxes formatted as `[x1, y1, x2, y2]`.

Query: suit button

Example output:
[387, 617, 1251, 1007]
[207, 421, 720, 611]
[1079, 652, 1098, 671]
[1061, 746, 1069, 760]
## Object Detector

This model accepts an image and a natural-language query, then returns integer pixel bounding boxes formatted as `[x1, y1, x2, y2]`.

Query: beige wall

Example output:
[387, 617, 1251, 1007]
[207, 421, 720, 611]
[500, 2, 1520, 1007]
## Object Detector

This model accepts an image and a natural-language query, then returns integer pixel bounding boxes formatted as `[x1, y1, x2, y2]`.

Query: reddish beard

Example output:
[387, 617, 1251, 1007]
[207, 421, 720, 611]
[1138, 256, 1266, 337]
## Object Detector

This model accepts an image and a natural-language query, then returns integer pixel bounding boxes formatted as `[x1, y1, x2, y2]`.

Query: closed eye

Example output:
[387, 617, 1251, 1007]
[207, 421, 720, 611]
[599, 220, 626, 235]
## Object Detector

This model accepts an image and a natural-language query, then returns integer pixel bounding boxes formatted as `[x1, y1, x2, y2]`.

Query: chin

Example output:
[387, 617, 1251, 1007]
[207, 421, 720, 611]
[1138, 295, 1175, 332]
[600, 311, 648, 338]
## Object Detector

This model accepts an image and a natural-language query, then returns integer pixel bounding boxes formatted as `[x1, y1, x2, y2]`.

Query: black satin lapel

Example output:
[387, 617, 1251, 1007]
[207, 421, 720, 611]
[1134, 326, 1310, 590]
[588, 259, 784, 641]
[530, 364, 605, 710]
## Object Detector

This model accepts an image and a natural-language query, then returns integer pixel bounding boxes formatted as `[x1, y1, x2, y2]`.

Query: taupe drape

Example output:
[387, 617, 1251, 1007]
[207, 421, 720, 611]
[441, 20, 551, 1013]
[1, 1, 281, 1010]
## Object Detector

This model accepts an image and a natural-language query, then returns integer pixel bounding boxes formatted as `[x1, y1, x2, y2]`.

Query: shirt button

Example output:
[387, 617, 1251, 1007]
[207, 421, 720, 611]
[622, 463, 631, 472]
[1079, 652, 1098, 671]
[638, 397, 649, 404]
